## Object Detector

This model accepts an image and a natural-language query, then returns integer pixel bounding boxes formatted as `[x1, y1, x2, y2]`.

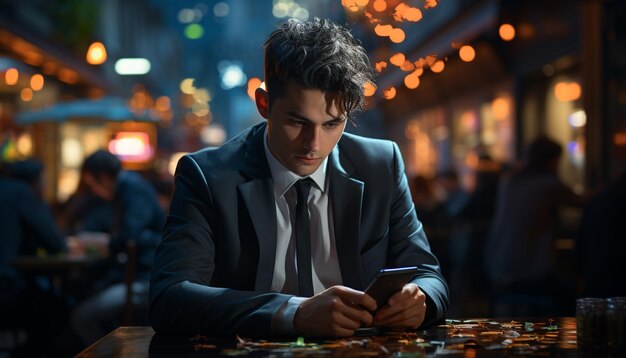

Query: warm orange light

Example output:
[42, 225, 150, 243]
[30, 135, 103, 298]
[42, 62, 57, 75]
[459, 45, 475, 62]
[461, 111, 475, 130]
[400, 60, 415, 72]
[374, 24, 393, 37]
[247, 77, 263, 99]
[499, 24, 515, 41]
[393, 3, 407, 21]
[341, 0, 358, 10]
[373, 0, 387, 12]
[615, 132, 626, 146]
[412, 67, 424, 76]
[430, 60, 445, 73]
[30, 74, 44, 91]
[375, 61, 388, 73]
[389, 53, 406, 66]
[156, 96, 171, 111]
[5, 68, 18, 85]
[389, 28, 406, 43]
[405, 7, 422, 22]
[394, 3, 422, 22]
[491, 96, 511, 120]
[355, 0, 369, 6]
[58, 68, 79, 84]
[404, 74, 420, 89]
[86, 42, 107, 65]
[383, 87, 396, 100]
[364, 82, 377, 96]
[555, 82, 581, 102]
[424, 0, 438, 9]
[20, 88, 33, 101]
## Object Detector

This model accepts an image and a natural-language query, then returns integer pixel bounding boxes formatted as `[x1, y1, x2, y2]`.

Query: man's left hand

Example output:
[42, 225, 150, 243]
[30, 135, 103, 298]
[371, 283, 426, 328]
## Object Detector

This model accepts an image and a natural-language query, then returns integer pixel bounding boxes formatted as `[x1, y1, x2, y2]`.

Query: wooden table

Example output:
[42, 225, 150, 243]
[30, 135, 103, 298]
[77, 317, 582, 357]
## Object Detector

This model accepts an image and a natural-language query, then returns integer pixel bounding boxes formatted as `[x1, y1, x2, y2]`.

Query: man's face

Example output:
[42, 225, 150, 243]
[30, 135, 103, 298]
[258, 82, 347, 177]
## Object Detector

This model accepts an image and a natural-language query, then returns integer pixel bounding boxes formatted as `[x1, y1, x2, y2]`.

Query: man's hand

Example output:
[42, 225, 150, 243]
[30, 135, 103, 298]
[371, 283, 426, 328]
[293, 286, 377, 337]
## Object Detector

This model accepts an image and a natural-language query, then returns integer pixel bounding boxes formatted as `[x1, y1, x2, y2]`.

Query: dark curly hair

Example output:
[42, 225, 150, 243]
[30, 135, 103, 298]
[263, 17, 375, 118]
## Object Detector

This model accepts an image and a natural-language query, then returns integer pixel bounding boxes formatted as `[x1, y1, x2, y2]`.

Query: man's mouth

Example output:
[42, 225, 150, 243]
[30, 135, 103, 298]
[295, 155, 320, 164]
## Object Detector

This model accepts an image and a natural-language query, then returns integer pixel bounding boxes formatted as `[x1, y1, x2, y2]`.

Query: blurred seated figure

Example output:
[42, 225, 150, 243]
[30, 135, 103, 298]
[445, 155, 501, 316]
[0, 159, 68, 355]
[433, 169, 468, 223]
[58, 178, 113, 236]
[69, 150, 165, 349]
[577, 168, 626, 297]
[484, 136, 583, 316]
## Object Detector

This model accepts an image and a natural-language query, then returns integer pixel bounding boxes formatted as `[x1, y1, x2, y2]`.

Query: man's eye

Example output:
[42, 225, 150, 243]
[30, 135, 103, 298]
[325, 122, 340, 129]
[291, 119, 306, 126]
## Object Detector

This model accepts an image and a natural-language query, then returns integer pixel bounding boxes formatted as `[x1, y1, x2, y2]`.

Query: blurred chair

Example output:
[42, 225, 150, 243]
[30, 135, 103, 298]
[123, 240, 137, 325]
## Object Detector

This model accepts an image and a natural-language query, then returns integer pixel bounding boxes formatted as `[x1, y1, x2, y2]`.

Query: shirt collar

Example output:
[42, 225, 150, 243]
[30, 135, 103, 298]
[263, 127, 328, 198]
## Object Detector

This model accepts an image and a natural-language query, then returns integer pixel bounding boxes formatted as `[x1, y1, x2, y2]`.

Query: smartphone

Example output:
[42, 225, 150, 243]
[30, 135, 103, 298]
[364, 267, 419, 309]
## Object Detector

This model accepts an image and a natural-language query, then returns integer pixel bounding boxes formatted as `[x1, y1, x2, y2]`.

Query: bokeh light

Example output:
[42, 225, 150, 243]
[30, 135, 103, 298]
[459, 45, 475, 62]
[499, 23, 516, 41]
[430, 60, 445, 73]
[364, 81, 377, 96]
[389, 28, 406, 43]
[383, 87, 396, 100]
[555, 81, 581, 102]
[213, 2, 229, 17]
[184, 24, 205, 39]
[404, 73, 420, 89]
[389, 53, 406, 66]
[373, 0, 387, 12]
[30, 74, 44, 91]
[5, 68, 18, 85]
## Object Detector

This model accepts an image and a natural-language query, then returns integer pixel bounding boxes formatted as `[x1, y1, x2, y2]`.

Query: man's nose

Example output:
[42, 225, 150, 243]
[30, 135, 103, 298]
[303, 126, 321, 152]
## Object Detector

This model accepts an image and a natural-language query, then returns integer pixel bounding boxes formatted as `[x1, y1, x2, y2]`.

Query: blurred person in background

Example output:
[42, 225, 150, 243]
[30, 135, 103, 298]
[577, 147, 626, 297]
[409, 175, 439, 228]
[0, 159, 68, 356]
[58, 178, 113, 236]
[484, 136, 583, 316]
[69, 149, 165, 350]
[448, 153, 502, 316]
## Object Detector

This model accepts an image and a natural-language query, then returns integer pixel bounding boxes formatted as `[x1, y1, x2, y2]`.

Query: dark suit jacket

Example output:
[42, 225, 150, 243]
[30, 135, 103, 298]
[150, 122, 449, 337]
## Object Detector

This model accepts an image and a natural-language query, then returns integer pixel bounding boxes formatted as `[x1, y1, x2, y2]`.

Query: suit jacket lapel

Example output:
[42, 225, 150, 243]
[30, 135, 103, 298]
[238, 123, 277, 292]
[329, 146, 365, 290]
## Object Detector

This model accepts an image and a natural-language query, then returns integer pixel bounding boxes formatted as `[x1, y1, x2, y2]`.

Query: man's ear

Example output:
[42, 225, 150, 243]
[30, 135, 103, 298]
[255, 87, 270, 119]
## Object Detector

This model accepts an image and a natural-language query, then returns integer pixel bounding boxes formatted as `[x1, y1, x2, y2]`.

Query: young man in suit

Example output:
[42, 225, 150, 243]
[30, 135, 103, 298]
[150, 17, 449, 338]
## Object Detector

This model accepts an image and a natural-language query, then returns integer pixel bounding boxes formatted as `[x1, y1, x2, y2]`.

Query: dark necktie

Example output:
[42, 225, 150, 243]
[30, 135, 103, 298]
[294, 178, 314, 297]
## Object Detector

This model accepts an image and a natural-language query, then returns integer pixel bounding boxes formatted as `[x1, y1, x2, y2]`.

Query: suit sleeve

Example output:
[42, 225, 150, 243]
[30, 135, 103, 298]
[149, 155, 292, 337]
[386, 142, 449, 326]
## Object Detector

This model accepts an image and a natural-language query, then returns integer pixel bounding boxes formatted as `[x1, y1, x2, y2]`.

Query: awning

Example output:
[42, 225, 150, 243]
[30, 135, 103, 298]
[14, 97, 158, 124]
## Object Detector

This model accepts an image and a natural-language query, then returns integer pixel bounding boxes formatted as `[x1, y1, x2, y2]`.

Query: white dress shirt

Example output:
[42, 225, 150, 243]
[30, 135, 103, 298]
[263, 132, 343, 295]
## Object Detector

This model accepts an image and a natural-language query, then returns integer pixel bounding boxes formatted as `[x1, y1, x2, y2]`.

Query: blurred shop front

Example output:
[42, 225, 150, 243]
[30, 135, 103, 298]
[14, 96, 160, 203]
[0, 17, 110, 204]
[1, 5, 174, 205]
[363, 0, 623, 192]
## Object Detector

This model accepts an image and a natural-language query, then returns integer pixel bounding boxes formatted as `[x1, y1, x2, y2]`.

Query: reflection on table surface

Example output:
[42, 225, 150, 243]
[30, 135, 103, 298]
[76, 317, 580, 357]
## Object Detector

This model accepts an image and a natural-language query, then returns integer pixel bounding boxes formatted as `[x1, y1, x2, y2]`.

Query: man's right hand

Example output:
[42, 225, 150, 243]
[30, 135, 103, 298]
[293, 286, 377, 337]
